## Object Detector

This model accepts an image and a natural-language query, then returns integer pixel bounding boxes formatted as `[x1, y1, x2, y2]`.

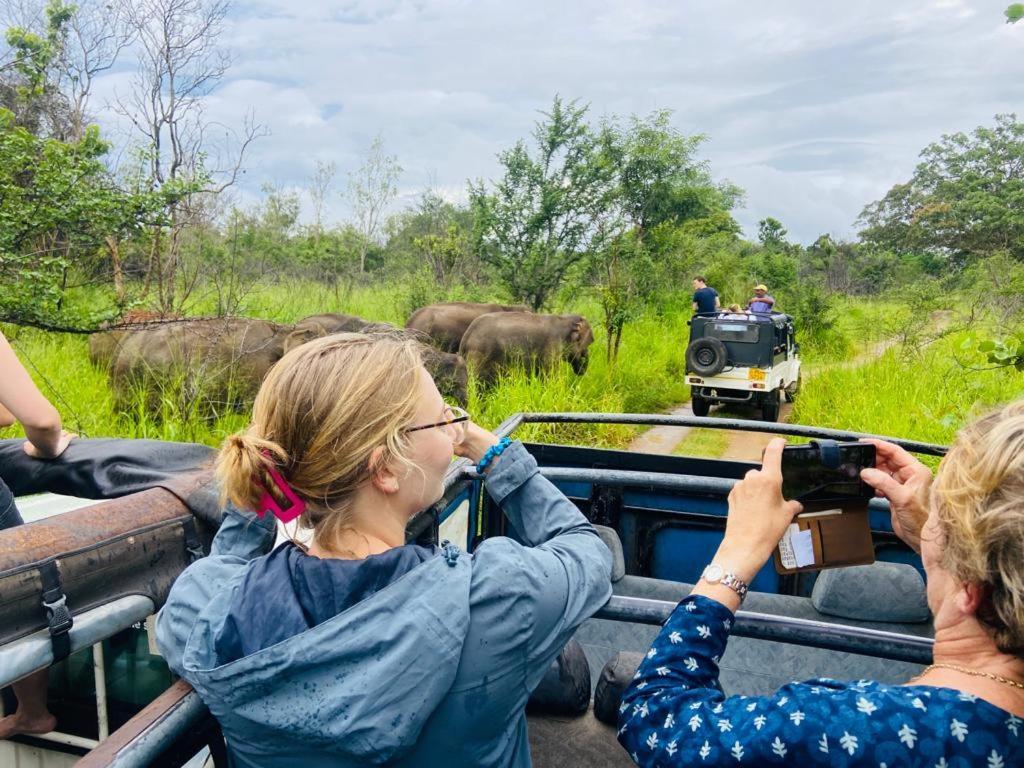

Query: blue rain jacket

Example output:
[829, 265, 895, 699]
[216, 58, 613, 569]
[155, 441, 612, 767]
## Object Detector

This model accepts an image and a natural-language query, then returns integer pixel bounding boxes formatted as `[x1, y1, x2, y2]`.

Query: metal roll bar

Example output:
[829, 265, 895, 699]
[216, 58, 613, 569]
[0, 594, 155, 689]
[493, 412, 948, 457]
[595, 595, 933, 665]
[89, 593, 933, 767]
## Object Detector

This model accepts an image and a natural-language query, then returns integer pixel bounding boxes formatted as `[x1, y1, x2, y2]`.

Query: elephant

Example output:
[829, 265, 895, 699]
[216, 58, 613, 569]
[405, 302, 529, 354]
[88, 311, 181, 370]
[291, 312, 393, 336]
[110, 318, 324, 415]
[292, 312, 469, 407]
[458, 312, 595, 386]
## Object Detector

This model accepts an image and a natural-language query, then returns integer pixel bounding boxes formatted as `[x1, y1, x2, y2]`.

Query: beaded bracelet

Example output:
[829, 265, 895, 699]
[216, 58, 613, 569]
[477, 437, 512, 473]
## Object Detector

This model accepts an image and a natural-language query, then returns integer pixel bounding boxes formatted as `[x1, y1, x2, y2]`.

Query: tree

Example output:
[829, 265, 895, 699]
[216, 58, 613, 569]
[1007, 4, 1024, 23]
[0, 107, 166, 326]
[469, 96, 619, 311]
[609, 109, 742, 241]
[758, 216, 789, 249]
[308, 158, 335, 247]
[346, 135, 401, 274]
[858, 114, 1024, 267]
[2, 0, 137, 140]
[114, 0, 263, 313]
[590, 111, 742, 361]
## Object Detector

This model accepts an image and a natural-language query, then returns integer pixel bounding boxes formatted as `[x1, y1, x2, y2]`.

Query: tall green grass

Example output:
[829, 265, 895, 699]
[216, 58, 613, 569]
[7, 282, 1016, 456]
[1, 283, 691, 450]
[791, 332, 1024, 448]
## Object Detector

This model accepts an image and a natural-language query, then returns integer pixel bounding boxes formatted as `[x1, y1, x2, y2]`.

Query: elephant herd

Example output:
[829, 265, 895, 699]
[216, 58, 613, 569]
[89, 302, 595, 415]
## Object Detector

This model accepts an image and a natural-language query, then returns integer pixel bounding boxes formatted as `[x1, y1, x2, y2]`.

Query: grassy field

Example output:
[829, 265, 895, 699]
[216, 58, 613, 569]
[1, 283, 1020, 454]
[0, 281, 692, 449]
[792, 331, 1024, 447]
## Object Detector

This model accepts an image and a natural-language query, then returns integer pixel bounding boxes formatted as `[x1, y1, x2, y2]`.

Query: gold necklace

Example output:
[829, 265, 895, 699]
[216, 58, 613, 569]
[915, 663, 1024, 691]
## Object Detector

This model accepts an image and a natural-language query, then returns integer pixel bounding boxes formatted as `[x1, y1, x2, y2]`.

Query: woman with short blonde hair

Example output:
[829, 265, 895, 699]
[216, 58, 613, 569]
[619, 401, 1024, 767]
[157, 332, 612, 768]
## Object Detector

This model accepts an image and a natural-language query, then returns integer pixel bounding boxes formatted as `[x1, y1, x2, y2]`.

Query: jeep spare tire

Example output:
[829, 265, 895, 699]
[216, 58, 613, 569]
[686, 337, 728, 376]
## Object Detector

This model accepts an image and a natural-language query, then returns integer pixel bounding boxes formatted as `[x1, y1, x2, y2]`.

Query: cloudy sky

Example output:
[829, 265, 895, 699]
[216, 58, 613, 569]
[91, 0, 1023, 244]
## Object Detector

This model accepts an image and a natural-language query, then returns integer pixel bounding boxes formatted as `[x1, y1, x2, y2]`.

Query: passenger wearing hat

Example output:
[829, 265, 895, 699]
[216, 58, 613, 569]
[746, 284, 775, 314]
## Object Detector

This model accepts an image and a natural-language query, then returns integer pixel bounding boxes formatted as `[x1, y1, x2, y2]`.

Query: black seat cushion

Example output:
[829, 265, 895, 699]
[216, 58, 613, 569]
[527, 638, 592, 715]
[593, 651, 644, 725]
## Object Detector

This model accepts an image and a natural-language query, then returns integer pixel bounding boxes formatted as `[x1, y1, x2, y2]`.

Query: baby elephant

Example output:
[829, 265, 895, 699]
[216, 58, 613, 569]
[459, 312, 594, 386]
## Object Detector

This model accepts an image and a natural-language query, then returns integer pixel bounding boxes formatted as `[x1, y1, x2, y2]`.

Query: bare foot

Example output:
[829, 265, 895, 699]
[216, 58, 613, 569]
[0, 710, 58, 739]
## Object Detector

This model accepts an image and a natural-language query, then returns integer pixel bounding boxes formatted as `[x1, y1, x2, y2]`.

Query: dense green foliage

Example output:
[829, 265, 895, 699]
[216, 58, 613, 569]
[858, 114, 1024, 266]
[0, 108, 168, 325]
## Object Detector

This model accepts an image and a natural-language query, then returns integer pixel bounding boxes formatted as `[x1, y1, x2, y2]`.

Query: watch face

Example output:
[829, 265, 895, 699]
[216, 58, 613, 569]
[703, 564, 724, 583]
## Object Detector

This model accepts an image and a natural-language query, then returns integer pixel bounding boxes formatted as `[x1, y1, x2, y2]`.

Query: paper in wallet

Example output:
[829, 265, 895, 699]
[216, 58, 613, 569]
[773, 505, 875, 575]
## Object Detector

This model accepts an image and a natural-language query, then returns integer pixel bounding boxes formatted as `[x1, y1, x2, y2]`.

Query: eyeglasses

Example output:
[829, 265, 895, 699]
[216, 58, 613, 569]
[405, 405, 470, 444]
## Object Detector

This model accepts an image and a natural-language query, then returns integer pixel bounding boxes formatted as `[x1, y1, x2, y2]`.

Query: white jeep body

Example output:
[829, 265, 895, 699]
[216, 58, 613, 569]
[686, 357, 801, 401]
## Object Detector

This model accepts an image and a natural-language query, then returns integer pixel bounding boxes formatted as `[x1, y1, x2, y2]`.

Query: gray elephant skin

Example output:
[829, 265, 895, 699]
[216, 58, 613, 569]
[110, 318, 322, 414]
[459, 312, 595, 385]
[293, 313, 469, 407]
[405, 302, 528, 354]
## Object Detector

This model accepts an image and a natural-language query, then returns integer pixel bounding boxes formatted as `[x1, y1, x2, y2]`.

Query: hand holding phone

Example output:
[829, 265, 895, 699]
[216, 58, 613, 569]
[775, 440, 877, 574]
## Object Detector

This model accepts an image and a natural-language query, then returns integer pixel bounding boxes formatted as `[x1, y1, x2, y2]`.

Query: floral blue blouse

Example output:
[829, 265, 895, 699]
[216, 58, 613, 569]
[618, 595, 1023, 767]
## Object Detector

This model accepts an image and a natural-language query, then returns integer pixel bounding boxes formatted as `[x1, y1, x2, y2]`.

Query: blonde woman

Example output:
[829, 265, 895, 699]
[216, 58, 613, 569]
[619, 404, 1024, 766]
[156, 333, 612, 767]
[0, 329, 73, 740]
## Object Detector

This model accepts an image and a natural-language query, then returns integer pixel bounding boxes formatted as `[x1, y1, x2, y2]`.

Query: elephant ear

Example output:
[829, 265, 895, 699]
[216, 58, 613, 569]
[281, 324, 325, 356]
[569, 317, 585, 342]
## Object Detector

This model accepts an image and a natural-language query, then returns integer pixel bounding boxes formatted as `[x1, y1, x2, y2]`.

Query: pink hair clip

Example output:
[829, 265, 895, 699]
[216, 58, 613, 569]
[255, 450, 306, 524]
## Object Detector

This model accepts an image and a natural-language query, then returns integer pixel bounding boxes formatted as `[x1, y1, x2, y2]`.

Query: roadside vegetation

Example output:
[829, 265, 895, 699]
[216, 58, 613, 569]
[1, 1, 1022, 454]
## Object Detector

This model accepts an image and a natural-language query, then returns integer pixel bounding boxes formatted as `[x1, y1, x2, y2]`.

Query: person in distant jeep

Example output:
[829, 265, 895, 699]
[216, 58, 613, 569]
[691, 276, 720, 316]
[746, 284, 776, 314]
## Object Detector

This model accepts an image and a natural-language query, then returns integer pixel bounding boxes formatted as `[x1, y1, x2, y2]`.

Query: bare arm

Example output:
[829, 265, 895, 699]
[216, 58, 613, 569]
[0, 401, 14, 428]
[0, 332, 67, 458]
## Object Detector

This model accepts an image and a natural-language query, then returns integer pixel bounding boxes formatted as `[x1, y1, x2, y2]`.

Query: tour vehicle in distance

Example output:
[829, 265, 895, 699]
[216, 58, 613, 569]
[685, 312, 801, 421]
[0, 413, 941, 767]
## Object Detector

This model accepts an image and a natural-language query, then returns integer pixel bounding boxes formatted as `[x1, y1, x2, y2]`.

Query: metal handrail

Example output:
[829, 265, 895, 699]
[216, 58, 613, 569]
[596, 595, 933, 665]
[495, 412, 948, 456]
[91, 594, 933, 767]
[0, 595, 154, 689]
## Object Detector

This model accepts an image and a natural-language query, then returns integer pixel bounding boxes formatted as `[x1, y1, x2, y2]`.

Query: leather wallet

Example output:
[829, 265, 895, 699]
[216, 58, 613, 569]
[773, 504, 875, 574]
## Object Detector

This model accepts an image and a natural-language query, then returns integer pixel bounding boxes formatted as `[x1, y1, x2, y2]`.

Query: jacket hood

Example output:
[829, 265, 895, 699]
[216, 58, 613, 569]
[179, 545, 473, 764]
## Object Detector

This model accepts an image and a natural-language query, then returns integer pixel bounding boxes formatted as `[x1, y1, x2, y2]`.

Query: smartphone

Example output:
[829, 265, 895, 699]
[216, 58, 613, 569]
[781, 441, 876, 507]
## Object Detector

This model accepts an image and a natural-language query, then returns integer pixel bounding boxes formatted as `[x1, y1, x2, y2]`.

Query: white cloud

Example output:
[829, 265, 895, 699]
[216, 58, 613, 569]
[81, 0, 1023, 242]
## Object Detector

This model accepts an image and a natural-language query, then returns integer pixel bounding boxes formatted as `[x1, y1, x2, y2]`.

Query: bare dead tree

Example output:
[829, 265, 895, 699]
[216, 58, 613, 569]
[113, 0, 264, 313]
[308, 158, 335, 247]
[346, 135, 401, 274]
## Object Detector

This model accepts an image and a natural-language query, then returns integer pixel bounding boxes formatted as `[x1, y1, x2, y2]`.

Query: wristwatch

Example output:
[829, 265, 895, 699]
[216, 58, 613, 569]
[700, 563, 749, 604]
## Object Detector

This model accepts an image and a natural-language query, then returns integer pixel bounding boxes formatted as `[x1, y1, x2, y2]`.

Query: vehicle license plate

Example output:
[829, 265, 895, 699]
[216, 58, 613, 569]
[748, 368, 766, 381]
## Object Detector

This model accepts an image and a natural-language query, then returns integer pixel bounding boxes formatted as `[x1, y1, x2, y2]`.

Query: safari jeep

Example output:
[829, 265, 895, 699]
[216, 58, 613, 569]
[685, 312, 801, 421]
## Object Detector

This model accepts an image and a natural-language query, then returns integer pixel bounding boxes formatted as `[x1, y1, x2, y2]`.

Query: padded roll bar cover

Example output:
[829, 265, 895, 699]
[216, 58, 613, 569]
[0, 488, 208, 647]
[593, 651, 644, 726]
[812, 563, 931, 624]
[594, 525, 626, 582]
[526, 638, 592, 716]
[0, 437, 221, 526]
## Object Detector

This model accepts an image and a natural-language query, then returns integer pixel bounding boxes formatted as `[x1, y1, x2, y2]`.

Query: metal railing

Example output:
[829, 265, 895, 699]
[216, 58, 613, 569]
[493, 412, 948, 456]
[90, 592, 933, 767]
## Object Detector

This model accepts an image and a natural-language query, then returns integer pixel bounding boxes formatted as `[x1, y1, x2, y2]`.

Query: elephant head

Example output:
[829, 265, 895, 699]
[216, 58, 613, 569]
[281, 322, 329, 355]
[565, 315, 594, 375]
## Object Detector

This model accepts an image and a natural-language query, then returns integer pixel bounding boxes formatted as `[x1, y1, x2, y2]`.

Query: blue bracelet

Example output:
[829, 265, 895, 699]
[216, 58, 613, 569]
[477, 437, 512, 473]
